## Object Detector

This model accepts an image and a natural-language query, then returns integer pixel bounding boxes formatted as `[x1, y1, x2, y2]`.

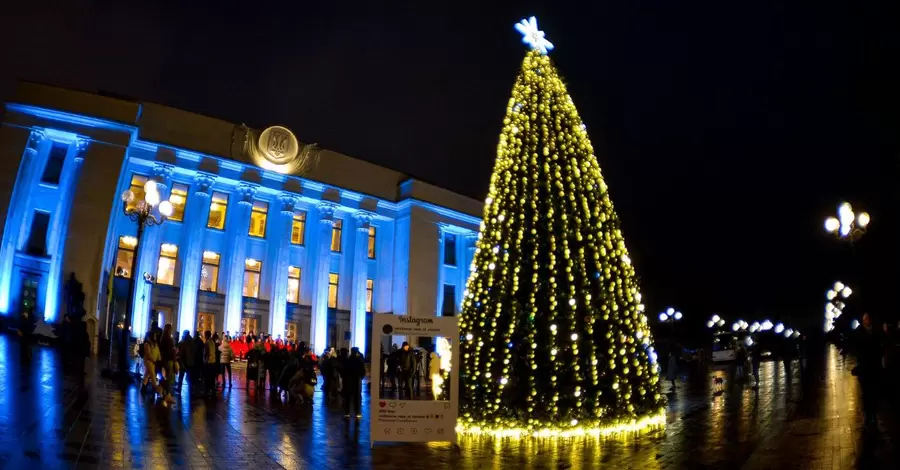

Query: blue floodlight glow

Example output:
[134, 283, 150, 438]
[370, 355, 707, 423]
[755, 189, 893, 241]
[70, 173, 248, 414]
[514, 16, 554, 54]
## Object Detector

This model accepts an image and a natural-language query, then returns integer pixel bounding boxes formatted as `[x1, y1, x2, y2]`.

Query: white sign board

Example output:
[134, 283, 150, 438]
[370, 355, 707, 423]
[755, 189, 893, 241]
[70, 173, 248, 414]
[370, 314, 459, 444]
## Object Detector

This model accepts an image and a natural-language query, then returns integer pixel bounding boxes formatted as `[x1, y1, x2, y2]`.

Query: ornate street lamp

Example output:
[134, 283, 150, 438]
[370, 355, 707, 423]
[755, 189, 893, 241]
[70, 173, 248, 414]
[114, 180, 173, 377]
[659, 307, 683, 332]
[824, 202, 869, 243]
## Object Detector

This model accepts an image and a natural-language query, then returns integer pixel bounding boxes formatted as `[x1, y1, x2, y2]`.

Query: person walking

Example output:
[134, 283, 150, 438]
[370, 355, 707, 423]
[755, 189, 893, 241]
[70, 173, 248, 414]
[398, 342, 417, 399]
[159, 324, 176, 404]
[141, 333, 162, 398]
[666, 346, 679, 391]
[220, 336, 234, 387]
[855, 312, 883, 431]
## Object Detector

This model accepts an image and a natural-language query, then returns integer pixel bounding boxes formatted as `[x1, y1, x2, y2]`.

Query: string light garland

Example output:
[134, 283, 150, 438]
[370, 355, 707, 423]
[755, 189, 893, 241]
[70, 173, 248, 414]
[457, 20, 665, 437]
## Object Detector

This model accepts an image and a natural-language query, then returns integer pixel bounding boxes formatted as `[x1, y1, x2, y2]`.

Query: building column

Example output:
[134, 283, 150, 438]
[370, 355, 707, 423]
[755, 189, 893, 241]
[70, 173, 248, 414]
[44, 138, 88, 323]
[132, 163, 173, 339]
[176, 173, 215, 334]
[0, 130, 45, 314]
[309, 202, 335, 353]
[267, 193, 296, 339]
[350, 211, 372, 355]
[434, 225, 448, 316]
[462, 232, 478, 305]
[222, 183, 257, 335]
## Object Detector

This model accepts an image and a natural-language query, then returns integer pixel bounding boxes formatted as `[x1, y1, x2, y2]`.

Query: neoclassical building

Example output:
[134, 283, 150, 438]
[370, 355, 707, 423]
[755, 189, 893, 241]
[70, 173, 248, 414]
[0, 82, 481, 355]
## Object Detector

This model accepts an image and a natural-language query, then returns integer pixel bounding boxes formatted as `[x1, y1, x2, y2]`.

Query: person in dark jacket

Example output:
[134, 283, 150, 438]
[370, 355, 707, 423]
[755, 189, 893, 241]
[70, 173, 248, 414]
[341, 347, 366, 419]
[855, 312, 883, 430]
[177, 330, 194, 392]
[193, 332, 205, 386]
[18, 310, 35, 363]
[398, 342, 417, 399]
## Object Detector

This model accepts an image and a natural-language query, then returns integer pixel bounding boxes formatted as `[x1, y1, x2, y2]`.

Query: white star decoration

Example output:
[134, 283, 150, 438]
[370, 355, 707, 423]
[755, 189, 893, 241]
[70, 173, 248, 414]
[514, 16, 554, 54]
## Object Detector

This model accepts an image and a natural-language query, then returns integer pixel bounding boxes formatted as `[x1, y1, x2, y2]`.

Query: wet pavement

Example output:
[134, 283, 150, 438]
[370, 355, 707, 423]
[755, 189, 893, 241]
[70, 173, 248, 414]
[0, 335, 898, 469]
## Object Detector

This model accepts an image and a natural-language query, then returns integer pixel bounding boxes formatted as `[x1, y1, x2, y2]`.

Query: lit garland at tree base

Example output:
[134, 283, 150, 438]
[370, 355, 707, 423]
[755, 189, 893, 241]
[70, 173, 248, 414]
[455, 411, 666, 439]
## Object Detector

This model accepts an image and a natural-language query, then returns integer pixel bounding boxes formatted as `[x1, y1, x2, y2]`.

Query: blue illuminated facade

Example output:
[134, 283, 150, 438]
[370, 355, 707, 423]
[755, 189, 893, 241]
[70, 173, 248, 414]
[0, 82, 482, 355]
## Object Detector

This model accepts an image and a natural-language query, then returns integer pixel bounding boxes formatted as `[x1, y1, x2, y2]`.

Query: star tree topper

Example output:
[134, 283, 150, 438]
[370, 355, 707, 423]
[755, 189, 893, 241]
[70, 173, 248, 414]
[515, 16, 554, 54]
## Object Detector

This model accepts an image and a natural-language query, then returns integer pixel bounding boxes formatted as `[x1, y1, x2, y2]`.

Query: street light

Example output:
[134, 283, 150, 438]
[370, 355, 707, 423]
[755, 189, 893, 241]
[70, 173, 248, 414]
[659, 307, 683, 331]
[824, 202, 869, 242]
[113, 179, 174, 377]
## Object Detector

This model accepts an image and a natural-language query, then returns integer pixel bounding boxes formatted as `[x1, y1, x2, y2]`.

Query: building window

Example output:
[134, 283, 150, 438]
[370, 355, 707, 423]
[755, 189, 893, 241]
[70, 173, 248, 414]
[168, 183, 189, 222]
[287, 266, 301, 303]
[291, 211, 307, 245]
[442, 284, 456, 316]
[249, 200, 268, 238]
[443, 233, 457, 266]
[156, 243, 178, 286]
[366, 279, 374, 313]
[200, 251, 220, 292]
[285, 322, 298, 341]
[367, 226, 376, 259]
[330, 219, 343, 252]
[207, 191, 228, 229]
[40, 142, 68, 185]
[328, 273, 339, 309]
[115, 236, 138, 278]
[24, 211, 50, 257]
[243, 259, 262, 298]
[126, 174, 148, 212]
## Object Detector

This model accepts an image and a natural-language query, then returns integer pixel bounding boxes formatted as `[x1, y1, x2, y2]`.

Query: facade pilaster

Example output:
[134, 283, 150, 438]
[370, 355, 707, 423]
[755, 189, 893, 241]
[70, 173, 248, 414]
[266, 192, 296, 339]
[350, 211, 372, 355]
[310, 202, 336, 352]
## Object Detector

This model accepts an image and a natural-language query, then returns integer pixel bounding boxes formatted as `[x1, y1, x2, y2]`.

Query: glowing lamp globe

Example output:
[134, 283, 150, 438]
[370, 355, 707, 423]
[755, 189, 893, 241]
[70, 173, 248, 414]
[674, 311, 683, 320]
[711, 314, 720, 323]
[838, 203, 854, 224]
[857, 212, 870, 228]
[834, 282, 844, 291]
[666, 307, 675, 316]
[706, 320, 714, 328]
[840, 287, 852, 298]
[851, 319, 860, 330]
[121, 190, 135, 204]
[774, 323, 785, 334]
[144, 179, 158, 195]
[158, 200, 174, 217]
[659, 312, 668, 322]
[824, 217, 839, 233]
[145, 188, 160, 207]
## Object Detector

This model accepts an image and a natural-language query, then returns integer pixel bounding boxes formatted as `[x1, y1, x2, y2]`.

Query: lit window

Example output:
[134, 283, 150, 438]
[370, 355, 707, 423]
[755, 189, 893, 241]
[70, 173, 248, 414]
[287, 266, 301, 304]
[330, 219, 343, 252]
[200, 251, 220, 292]
[243, 259, 262, 298]
[328, 273, 339, 308]
[249, 200, 268, 238]
[156, 243, 178, 286]
[115, 236, 138, 278]
[291, 211, 307, 245]
[285, 322, 298, 341]
[41, 142, 68, 185]
[126, 174, 148, 212]
[366, 279, 374, 313]
[442, 284, 456, 316]
[444, 233, 457, 266]
[367, 226, 376, 259]
[207, 192, 228, 229]
[168, 183, 189, 222]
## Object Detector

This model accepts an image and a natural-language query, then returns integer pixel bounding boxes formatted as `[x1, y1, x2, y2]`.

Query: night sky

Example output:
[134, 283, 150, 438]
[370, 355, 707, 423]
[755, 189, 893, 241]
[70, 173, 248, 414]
[3, 1, 900, 334]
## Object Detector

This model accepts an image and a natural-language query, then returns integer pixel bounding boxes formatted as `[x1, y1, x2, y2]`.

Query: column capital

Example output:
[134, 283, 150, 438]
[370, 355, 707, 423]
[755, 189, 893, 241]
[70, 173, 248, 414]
[75, 138, 90, 153]
[193, 173, 217, 194]
[316, 202, 337, 220]
[25, 129, 45, 154]
[277, 192, 299, 214]
[235, 183, 259, 204]
[353, 210, 374, 229]
[151, 163, 175, 182]
[465, 231, 480, 243]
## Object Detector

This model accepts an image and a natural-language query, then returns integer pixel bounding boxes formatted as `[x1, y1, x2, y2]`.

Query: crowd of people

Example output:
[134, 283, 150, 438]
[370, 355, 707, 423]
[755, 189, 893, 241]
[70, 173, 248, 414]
[134, 327, 368, 418]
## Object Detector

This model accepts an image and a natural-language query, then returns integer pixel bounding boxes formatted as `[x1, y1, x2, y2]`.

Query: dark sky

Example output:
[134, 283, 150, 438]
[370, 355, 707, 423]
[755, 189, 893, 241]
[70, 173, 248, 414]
[3, 1, 900, 333]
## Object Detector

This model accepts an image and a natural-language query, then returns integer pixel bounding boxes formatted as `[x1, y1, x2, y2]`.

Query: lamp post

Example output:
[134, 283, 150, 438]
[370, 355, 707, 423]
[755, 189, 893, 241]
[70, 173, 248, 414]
[114, 180, 173, 377]
[659, 307, 683, 332]
[824, 202, 869, 246]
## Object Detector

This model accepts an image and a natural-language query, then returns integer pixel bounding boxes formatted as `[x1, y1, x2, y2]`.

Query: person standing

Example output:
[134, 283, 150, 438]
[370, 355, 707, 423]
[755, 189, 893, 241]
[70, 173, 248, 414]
[398, 342, 417, 399]
[429, 348, 442, 400]
[220, 336, 234, 387]
[855, 312, 883, 430]
[141, 333, 162, 398]
[18, 310, 34, 364]
[177, 330, 193, 393]
[341, 347, 366, 419]
[666, 345, 679, 391]
[203, 331, 217, 397]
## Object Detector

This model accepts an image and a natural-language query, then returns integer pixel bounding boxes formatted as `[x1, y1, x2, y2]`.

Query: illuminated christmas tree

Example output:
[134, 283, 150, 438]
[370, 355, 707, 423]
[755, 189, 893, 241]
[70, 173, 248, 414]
[458, 18, 666, 437]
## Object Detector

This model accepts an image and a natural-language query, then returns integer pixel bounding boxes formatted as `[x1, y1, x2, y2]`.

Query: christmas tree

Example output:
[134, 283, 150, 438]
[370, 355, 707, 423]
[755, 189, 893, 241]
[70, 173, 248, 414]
[458, 18, 665, 437]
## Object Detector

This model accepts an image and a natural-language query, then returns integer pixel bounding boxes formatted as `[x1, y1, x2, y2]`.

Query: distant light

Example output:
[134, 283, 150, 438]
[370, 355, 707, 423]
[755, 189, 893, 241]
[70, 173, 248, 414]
[659, 313, 668, 322]
[851, 319, 860, 330]
[745, 336, 754, 346]
[761, 320, 773, 331]
[674, 311, 683, 320]
[666, 308, 675, 316]
[711, 314, 720, 323]
[839, 225, 851, 237]
[824, 217, 840, 233]
[774, 323, 785, 334]
[732, 323, 740, 332]
[834, 281, 845, 291]
[784, 328, 793, 338]
[838, 202, 854, 224]
[826, 290, 837, 300]
[841, 287, 852, 298]
[707, 321, 715, 328]
[717, 319, 725, 327]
